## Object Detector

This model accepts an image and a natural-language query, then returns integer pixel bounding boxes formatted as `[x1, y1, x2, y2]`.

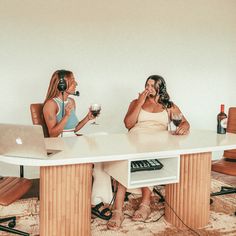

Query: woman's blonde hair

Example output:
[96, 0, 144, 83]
[44, 70, 74, 104]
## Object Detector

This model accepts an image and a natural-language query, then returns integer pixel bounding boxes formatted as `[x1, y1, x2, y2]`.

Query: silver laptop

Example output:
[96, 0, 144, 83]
[0, 123, 61, 159]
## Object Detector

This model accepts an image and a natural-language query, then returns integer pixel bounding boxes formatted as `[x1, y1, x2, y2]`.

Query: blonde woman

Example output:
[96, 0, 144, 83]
[43, 70, 93, 136]
[43, 70, 113, 220]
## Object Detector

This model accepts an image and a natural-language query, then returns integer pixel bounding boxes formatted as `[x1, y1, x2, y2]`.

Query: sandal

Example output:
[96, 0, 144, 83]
[132, 203, 151, 222]
[91, 202, 112, 220]
[107, 209, 124, 230]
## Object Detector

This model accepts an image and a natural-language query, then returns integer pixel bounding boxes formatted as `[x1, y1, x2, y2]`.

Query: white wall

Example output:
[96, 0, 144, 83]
[0, 0, 236, 178]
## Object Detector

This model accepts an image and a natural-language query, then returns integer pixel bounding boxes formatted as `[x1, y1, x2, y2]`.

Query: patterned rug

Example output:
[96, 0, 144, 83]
[0, 179, 235, 236]
[91, 180, 236, 236]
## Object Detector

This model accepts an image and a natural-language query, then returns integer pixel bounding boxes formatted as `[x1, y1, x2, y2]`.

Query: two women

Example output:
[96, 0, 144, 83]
[43, 71, 190, 229]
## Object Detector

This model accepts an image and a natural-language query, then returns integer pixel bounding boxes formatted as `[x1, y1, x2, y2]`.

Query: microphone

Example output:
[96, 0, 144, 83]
[66, 91, 80, 96]
[74, 91, 80, 96]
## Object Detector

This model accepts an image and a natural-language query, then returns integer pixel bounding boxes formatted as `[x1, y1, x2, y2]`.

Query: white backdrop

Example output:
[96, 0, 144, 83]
[0, 0, 236, 178]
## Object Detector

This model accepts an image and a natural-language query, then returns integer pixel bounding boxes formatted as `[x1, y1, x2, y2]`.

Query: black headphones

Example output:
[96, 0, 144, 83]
[57, 70, 67, 92]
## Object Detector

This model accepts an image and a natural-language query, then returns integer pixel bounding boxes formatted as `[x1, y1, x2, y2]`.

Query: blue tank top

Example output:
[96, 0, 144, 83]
[53, 97, 79, 132]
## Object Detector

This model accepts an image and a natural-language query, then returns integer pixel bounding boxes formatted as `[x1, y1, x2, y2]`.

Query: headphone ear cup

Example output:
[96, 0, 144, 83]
[57, 70, 67, 92]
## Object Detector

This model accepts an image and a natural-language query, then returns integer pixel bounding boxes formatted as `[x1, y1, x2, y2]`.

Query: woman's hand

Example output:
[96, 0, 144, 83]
[175, 122, 190, 135]
[137, 89, 149, 106]
[86, 109, 95, 120]
[64, 102, 73, 117]
[75, 109, 96, 133]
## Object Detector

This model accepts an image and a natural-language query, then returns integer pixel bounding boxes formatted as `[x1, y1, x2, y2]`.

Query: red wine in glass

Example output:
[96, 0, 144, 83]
[173, 119, 182, 127]
[90, 104, 101, 125]
[91, 110, 100, 117]
[172, 113, 182, 133]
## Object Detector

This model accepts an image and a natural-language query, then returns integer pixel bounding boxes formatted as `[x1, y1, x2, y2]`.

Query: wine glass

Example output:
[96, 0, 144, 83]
[171, 113, 183, 133]
[90, 104, 101, 125]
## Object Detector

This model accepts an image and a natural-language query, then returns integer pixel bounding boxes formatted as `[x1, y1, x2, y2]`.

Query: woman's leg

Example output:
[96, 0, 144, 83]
[113, 182, 127, 210]
[92, 163, 113, 205]
[107, 182, 126, 230]
[140, 187, 152, 205]
[132, 187, 152, 221]
[91, 163, 113, 219]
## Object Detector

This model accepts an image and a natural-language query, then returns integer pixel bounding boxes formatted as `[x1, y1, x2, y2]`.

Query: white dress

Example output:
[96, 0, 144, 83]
[129, 108, 169, 134]
[128, 108, 169, 194]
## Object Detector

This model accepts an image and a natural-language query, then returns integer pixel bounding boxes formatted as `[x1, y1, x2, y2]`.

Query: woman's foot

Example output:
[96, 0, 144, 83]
[107, 209, 124, 230]
[132, 203, 151, 222]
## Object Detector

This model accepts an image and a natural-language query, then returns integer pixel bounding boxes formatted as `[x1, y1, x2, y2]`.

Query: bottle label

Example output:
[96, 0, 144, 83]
[220, 118, 227, 129]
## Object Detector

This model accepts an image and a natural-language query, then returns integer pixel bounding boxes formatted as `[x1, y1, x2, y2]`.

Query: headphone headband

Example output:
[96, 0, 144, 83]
[58, 70, 67, 79]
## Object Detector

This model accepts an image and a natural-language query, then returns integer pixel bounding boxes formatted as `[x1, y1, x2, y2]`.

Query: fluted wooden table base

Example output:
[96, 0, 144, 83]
[40, 164, 92, 236]
[165, 152, 211, 229]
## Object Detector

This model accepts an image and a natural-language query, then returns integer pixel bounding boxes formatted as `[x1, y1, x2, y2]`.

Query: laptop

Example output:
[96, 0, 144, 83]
[0, 123, 61, 159]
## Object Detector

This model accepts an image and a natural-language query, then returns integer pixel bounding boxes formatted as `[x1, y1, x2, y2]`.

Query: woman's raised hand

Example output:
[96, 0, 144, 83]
[137, 89, 149, 106]
[65, 102, 73, 117]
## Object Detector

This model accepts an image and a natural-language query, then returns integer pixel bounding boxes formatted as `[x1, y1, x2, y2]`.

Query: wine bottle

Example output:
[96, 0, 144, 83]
[217, 104, 227, 134]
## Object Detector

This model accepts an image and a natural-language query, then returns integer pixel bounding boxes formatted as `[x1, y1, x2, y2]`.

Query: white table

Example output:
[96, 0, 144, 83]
[1, 130, 236, 235]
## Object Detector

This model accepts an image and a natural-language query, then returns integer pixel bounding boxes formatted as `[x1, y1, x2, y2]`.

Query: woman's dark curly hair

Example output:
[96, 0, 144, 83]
[145, 75, 173, 108]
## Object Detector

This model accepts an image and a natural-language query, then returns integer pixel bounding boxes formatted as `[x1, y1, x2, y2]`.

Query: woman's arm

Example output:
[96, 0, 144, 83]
[43, 100, 72, 137]
[124, 100, 142, 130]
[169, 104, 190, 135]
[74, 109, 94, 132]
[124, 89, 150, 130]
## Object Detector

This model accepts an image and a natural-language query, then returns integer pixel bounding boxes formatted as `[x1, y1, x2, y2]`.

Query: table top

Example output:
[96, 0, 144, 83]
[1, 130, 236, 166]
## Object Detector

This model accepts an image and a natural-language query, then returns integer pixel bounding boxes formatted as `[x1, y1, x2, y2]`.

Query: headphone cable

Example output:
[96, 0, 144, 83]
[61, 91, 65, 138]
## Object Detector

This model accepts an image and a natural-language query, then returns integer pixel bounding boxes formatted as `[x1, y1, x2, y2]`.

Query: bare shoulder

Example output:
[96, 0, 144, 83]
[126, 99, 137, 109]
[43, 99, 57, 113]
[130, 99, 138, 106]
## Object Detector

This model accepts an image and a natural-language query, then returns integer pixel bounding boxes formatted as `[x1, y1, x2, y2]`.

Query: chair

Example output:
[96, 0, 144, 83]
[211, 107, 236, 208]
[0, 176, 32, 235]
[30, 103, 49, 137]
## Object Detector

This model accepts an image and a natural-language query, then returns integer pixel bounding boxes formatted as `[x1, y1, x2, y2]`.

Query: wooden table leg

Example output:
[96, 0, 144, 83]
[165, 152, 211, 229]
[40, 163, 92, 236]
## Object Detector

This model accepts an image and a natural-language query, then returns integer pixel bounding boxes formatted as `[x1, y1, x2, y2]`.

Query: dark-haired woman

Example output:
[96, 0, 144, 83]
[107, 75, 190, 230]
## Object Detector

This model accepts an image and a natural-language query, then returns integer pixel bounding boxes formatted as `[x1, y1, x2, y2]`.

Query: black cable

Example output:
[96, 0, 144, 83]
[164, 199, 201, 236]
[20, 165, 24, 178]
[152, 189, 201, 236]
[123, 211, 164, 224]
[108, 179, 118, 209]
[151, 213, 164, 223]
[61, 92, 64, 117]
[108, 184, 202, 235]
[61, 91, 64, 138]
